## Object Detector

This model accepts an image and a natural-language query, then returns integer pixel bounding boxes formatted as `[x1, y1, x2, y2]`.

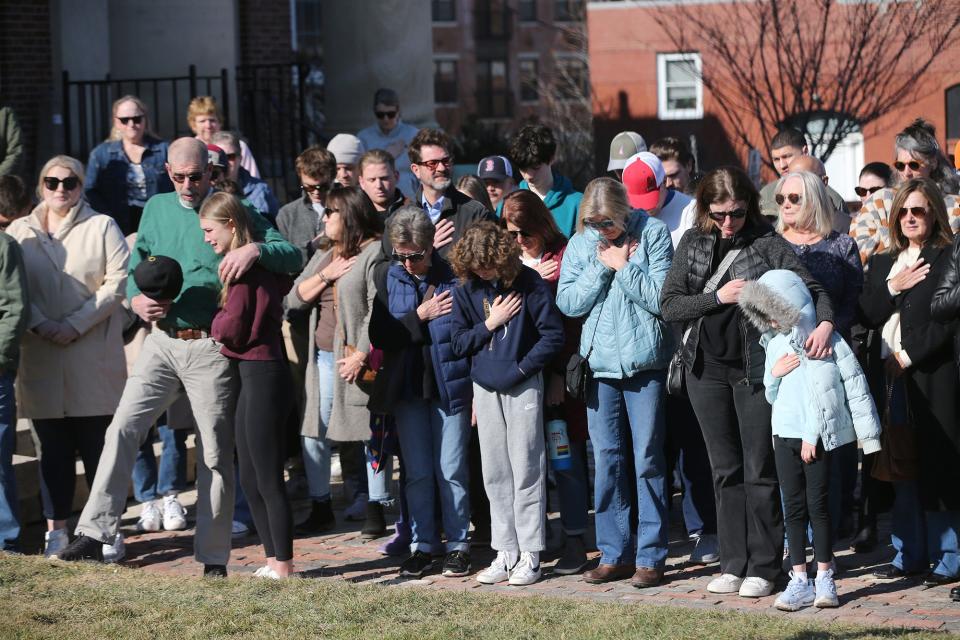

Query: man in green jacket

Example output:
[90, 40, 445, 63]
[0, 107, 23, 177]
[55, 138, 300, 575]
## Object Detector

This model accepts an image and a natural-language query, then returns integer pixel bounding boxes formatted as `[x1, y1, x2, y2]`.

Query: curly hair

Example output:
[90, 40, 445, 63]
[449, 220, 522, 286]
[409, 128, 452, 165]
[508, 124, 556, 171]
[186, 96, 222, 127]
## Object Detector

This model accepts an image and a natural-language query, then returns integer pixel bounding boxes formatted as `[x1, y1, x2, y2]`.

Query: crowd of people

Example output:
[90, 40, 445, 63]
[0, 87, 958, 611]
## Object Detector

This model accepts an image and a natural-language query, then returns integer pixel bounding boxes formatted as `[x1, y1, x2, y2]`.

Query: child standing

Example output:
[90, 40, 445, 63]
[201, 192, 295, 579]
[739, 269, 881, 611]
[449, 221, 564, 586]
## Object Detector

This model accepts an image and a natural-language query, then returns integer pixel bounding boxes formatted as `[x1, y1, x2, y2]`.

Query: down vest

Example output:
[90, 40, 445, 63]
[738, 270, 881, 452]
[556, 210, 674, 378]
[660, 222, 835, 385]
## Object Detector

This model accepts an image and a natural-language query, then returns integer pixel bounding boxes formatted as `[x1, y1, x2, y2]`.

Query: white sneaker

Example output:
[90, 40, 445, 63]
[739, 576, 775, 598]
[689, 533, 720, 565]
[343, 493, 368, 521]
[162, 495, 187, 531]
[254, 565, 280, 579]
[43, 528, 69, 558]
[508, 551, 542, 586]
[707, 573, 744, 594]
[103, 533, 126, 564]
[137, 500, 162, 532]
[476, 551, 515, 585]
[232, 520, 250, 537]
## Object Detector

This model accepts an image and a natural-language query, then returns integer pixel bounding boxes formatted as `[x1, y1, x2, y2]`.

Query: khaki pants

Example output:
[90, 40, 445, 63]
[76, 331, 237, 565]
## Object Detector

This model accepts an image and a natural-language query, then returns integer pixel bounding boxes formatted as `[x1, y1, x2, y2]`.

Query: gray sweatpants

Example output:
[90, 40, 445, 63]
[76, 331, 238, 565]
[473, 374, 546, 553]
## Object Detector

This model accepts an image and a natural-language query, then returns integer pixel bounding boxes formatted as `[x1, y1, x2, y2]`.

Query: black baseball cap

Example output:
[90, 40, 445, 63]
[134, 255, 184, 301]
[477, 156, 514, 181]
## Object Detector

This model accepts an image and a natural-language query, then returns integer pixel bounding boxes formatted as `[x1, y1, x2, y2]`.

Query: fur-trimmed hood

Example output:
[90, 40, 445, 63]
[738, 269, 816, 342]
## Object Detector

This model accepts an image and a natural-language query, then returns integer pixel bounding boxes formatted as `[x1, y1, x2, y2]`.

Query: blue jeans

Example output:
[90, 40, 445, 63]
[927, 510, 960, 578]
[0, 373, 18, 550]
[302, 350, 334, 502]
[587, 371, 669, 569]
[394, 399, 471, 552]
[366, 443, 393, 504]
[891, 480, 927, 572]
[556, 439, 590, 536]
[132, 424, 188, 502]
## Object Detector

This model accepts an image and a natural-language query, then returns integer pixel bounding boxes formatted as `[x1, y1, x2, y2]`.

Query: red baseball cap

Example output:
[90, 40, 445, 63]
[622, 152, 665, 211]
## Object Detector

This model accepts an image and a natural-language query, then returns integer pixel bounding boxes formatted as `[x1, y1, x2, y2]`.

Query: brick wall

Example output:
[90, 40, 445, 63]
[0, 0, 53, 182]
[238, 0, 293, 66]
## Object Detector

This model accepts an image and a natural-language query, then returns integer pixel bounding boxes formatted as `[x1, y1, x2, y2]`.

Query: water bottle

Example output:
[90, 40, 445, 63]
[546, 418, 572, 471]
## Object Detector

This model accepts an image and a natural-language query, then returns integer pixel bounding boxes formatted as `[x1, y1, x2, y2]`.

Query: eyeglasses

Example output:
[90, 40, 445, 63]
[42, 176, 80, 191]
[302, 182, 331, 195]
[375, 110, 398, 120]
[775, 193, 802, 206]
[894, 160, 925, 172]
[417, 156, 453, 171]
[323, 207, 339, 217]
[508, 229, 532, 239]
[898, 206, 927, 218]
[117, 115, 144, 126]
[392, 250, 427, 264]
[708, 208, 749, 222]
[171, 172, 206, 184]
[854, 185, 884, 198]
[584, 218, 616, 230]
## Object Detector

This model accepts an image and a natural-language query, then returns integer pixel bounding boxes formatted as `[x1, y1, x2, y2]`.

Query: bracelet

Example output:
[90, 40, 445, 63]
[318, 272, 333, 286]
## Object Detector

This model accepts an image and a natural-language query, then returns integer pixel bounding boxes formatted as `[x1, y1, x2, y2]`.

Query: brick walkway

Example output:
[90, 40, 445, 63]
[86, 487, 960, 635]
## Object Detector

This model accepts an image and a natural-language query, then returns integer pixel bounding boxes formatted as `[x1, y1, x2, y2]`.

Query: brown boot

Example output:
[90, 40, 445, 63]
[583, 563, 635, 584]
[630, 566, 664, 588]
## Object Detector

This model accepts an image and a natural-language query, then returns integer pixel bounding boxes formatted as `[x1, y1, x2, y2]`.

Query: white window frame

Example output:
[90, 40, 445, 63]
[433, 54, 460, 107]
[517, 53, 540, 104]
[657, 52, 703, 120]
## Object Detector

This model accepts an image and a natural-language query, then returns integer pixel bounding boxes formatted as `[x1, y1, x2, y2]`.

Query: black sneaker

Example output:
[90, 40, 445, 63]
[52, 534, 104, 562]
[204, 564, 228, 578]
[295, 499, 336, 535]
[361, 502, 386, 540]
[441, 550, 471, 577]
[399, 550, 435, 578]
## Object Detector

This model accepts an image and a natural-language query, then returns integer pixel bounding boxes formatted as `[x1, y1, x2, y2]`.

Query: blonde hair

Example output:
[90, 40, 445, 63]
[108, 95, 156, 141]
[37, 155, 85, 200]
[578, 177, 631, 233]
[774, 171, 834, 237]
[198, 192, 256, 304]
[186, 96, 223, 129]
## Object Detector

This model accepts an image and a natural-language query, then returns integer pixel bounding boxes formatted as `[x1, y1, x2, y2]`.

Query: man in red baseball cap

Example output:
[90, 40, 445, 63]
[623, 151, 696, 249]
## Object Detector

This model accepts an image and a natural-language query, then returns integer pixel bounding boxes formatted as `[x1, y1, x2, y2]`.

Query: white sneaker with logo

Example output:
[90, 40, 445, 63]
[162, 495, 187, 531]
[508, 551, 541, 586]
[138, 500, 162, 532]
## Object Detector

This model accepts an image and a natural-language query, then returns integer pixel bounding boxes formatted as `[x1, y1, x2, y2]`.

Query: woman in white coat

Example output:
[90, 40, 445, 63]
[7, 155, 129, 557]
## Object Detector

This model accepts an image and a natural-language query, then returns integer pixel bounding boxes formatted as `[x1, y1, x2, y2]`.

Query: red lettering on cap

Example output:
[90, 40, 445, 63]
[486, 159, 495, 171]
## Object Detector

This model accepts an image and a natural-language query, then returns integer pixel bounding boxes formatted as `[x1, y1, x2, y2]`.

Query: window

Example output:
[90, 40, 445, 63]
[555, 56, 588, 101]
[434, 59, 458, 105]
[948, 84, 960, 141]
[294, 0, 323, 59]
[432, 0, 456, 22]
[475, 0, 509, 39]
[519, 58, 539, 102]
[477, 60, 511, 118]
[553, 0, 583, 22]
[519, 0, 537, 22]
[657, 52, 703, 120]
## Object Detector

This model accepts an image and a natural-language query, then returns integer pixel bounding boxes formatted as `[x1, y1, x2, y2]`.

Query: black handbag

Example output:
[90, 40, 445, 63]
[565, 297, 606, 402]
[666, 248, 742, 397]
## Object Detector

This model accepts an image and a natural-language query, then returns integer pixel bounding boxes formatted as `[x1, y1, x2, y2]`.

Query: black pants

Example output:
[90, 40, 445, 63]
[33, 416, 111, 521]
[774, 436, 832, 567]
[665, 394, 718, 536]
[469, 426, 491, 531]
[236, 360, 294, 561]
[686, 359, 783, 581]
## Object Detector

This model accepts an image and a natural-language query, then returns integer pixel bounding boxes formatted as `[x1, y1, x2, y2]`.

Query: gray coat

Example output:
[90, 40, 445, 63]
[276, 195, 323, 266]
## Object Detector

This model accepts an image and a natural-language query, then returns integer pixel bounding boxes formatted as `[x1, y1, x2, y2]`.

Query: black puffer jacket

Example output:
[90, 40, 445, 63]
[660, 221, 835, 385]
[931, 233, 960, 365]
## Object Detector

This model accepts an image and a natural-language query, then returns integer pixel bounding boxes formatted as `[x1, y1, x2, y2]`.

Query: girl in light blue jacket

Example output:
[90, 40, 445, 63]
[738, 269, 881, 612]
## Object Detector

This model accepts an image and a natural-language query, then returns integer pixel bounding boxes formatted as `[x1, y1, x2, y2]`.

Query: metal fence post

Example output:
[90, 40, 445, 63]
[220, 68, 230, 128]
[62, 70, 71, 156]
[189, 64, 198, 99]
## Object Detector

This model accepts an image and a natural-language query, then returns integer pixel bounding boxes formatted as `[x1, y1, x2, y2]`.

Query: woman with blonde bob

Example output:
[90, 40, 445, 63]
[556, 177, 675, 588]
[202, 192, 295, 578]
[8, 155, 129, 558]
[187, 96, 260, 178]
[450, 221, 564, 586]
[85, 95, 172, 234]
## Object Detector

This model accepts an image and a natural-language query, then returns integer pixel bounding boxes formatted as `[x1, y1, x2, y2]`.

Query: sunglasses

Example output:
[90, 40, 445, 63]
[854, 185, 884, 198]
[584, 218, 617, 230]
[302, 182, 331, 195]
[171, 171, 206, 184]
[508, 229, 532, 239]
[898, 206, 927, 218]
[417, 156, 453, 171]
[894, 160, 925, 172]
[43, 176, 80, 191]
[323, 207, 339, 217]
[708, 208, 749, 222]
[375, 110, 398, 120]
[774, 193, 802, 206]
[117, 115, 144, 126]
[392, 250, 427, 263]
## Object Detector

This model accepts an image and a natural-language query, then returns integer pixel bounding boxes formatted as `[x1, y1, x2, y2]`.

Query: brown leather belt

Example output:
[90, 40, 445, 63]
[164, 328, 210, 340]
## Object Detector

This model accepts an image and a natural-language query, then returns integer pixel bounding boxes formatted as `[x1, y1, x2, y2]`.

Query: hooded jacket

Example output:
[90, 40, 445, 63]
[738, 269, 881, 453]
[519, 171, 582, 238]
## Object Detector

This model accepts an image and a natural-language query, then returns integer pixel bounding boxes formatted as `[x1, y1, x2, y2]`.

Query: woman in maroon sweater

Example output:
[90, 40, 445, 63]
[201, 192, 295, 579]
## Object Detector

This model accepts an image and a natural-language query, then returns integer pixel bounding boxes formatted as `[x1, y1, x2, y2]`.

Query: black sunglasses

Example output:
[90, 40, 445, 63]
[708, 208, 749, 222]
[775, 193, 801, 206]
[375, 110, 398, 120]
[584, 218, 616, 230]
[302, 183, 331, 195]
[894, 160, 924, 172]
[898, 206, 927, 218]
[392, 250, 427, 263]
[117, 115, 144, 126]
[508, 229, 532, 239]
[171, 172, 206, 184]
[854, 185, 884, 198]
[43, 176, 80, 191]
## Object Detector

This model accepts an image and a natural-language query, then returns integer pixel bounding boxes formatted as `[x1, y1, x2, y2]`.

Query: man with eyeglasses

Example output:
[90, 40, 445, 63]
[277, 146, 337, 265]
[357, 88, 420, 200]
[54, 137, 300, 576]
[382, 128, 494, 261]
[758, 127, 847, 221]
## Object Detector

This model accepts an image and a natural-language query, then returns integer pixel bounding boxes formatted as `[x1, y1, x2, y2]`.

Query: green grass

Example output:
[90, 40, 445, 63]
[0, 556, 942, 640]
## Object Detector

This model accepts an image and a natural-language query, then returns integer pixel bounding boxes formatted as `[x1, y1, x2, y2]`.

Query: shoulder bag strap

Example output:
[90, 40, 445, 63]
[679, 247, 743, 344]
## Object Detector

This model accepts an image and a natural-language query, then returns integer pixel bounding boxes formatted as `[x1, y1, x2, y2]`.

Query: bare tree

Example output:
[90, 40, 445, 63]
[654, 0, 960, 169]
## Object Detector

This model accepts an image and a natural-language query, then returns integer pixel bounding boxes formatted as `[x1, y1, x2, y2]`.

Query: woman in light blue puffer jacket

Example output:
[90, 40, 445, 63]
[738, 268, 880, 612]
[556, 177, 674, 588]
